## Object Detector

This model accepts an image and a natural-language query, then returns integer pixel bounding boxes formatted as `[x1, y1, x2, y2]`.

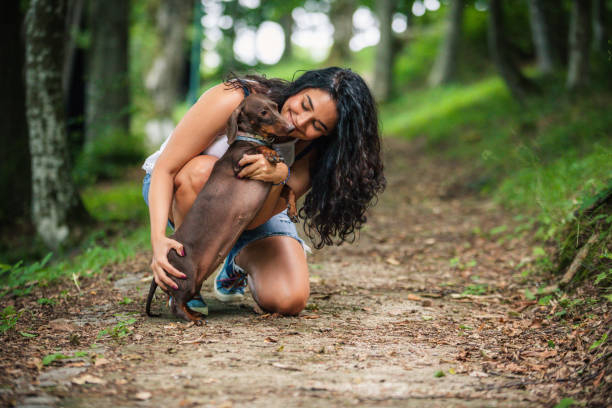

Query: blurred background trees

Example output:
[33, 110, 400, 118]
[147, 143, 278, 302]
[1, 0, 611, 287]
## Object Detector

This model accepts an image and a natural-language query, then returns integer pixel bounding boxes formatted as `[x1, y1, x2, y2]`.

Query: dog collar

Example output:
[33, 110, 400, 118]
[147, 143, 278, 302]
[235, 131, 274, 147]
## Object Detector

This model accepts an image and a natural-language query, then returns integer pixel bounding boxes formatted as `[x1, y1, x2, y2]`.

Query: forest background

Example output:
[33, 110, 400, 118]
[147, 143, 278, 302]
[0, 1, 611, 402]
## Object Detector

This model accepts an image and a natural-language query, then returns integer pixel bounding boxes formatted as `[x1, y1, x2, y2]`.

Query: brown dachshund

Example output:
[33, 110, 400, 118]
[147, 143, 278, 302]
[146, 93, 297, 324]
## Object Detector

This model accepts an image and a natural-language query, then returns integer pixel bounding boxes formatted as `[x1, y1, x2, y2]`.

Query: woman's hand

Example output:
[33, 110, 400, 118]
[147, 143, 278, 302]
[150, 236, 187, 291]
[237, 154, 288, 184]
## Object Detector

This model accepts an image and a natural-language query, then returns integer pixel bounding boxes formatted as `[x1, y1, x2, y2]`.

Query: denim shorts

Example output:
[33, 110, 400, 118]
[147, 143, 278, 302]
[141, 173, 308, 266]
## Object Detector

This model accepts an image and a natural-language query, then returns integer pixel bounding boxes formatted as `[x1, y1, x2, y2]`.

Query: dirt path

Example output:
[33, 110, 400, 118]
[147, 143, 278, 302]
[2, 138, 606, 407]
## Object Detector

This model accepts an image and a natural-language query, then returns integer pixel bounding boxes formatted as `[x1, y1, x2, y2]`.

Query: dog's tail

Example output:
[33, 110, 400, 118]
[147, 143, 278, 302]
[145, 280, 161, 317]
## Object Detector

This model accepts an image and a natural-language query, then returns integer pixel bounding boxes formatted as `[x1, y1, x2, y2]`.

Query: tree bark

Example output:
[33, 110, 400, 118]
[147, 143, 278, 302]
[280, 13, 293, 60]
[567, 0, 592, 90]
[327, 0, 355, 63]
[0, 1, 30, 229]
[428, 0, 464, 86]
[145, 0, 192, 116]
[488, 0, 537, 101]
[592, 0, 607, 53]
[85, 0, 130, 146]
[373, 0, 394, 101]
[526, 0, 556, 73]
[25, 0, 80, 248]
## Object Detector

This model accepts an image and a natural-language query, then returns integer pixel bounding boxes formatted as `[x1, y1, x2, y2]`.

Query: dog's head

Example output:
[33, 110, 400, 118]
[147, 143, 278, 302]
[226, 94, 294, 144]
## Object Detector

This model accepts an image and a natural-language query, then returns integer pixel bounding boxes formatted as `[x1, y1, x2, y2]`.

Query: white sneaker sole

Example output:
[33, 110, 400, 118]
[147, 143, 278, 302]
[213, 266, 245, 303]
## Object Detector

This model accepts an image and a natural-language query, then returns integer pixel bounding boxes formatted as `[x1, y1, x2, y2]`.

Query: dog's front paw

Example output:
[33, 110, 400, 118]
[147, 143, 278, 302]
[256, 146, 283, 165]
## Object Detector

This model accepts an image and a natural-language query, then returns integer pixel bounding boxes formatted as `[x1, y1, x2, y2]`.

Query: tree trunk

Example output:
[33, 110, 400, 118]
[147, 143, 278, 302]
[488, 0, 537, 101]
[85, 0, 130, 146]
[526, 0, 556, 73]
[0, 1, 30, 229]
[25, 0, 80, 248]
[280, 13, 293, 60]
[592, 0, 607, 53]
[428, 0, 464, 86]
[327, 0, 355, 63]
[567, 0, 592, 90]
[145, 0, 192, 116]
[373, 0, 394, 101]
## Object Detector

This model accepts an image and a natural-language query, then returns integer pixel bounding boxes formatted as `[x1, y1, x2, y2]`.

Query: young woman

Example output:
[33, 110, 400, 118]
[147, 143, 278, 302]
[142, 67, 385, 316]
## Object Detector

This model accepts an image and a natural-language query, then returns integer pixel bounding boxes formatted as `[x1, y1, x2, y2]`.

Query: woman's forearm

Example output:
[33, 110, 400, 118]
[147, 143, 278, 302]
[148, 168, 175, 241]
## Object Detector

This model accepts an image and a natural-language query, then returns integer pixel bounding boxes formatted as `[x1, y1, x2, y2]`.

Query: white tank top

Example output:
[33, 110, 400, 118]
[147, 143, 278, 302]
[141, 132, 297, 174]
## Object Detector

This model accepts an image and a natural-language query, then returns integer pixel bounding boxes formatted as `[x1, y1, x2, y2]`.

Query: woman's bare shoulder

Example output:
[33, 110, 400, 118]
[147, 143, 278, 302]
[154, 83, 244, 174]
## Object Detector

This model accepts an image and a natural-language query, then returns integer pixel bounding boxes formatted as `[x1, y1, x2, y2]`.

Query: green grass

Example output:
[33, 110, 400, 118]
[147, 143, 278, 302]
[380, 74, 612, 243]
[1, 181, 149, 297]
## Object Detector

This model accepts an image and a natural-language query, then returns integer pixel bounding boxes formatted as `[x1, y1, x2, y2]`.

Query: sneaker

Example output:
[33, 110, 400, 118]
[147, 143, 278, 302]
[168, 294, 208, 316]
[213, 258, 247, 302]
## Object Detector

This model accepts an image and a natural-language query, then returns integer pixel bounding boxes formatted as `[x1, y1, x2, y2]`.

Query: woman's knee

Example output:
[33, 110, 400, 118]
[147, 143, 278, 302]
[174, 155, 217, 196]
[257, 284, 309, 316]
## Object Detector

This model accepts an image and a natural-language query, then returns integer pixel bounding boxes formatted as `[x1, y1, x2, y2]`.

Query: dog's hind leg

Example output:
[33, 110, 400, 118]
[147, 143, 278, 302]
[281, 186, 298, 222]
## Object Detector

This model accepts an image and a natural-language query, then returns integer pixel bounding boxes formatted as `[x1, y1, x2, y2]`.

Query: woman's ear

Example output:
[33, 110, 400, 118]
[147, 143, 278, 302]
[226, 98, 246, 144]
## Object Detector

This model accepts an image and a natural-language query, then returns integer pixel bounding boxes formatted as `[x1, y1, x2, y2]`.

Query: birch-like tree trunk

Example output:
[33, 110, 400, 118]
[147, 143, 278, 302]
[567, 0, 592, 90]
[488, 0, 537, 101]
[592, 0, 607, 53]
[373, 0, 394, 101]
[85, 0, 129, 146]
[428, 0, 464, 86]
[25, 0, 77, 248]
[145, 0, 192, 116]
[527, 0, 556, 73]
[1, 1, 30, 227]
[280, 13, 293, 60]
[327, 0, 355, 63]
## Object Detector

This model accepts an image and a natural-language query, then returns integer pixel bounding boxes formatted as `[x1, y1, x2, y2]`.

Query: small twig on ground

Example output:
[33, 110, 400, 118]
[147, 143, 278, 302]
[560, 232, 598, 285]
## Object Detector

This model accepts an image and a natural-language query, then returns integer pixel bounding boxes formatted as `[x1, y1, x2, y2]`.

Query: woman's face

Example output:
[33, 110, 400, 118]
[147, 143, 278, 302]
[281, 88, 338, 141]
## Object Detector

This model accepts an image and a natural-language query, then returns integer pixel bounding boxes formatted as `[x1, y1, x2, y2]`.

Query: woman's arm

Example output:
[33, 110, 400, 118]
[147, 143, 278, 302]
[148, 83, 244, 290]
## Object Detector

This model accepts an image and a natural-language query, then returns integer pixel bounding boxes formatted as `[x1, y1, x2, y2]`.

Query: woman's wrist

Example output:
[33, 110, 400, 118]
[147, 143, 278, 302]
[272, 163, 290, 185]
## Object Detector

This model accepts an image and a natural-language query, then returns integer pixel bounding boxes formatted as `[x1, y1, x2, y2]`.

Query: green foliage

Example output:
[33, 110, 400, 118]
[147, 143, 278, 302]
[462, 284, 488, 296]
[1, 306, 22, 334]
[37, 297, 57, 306]
[98, 317, 137, 341]
[73, 131, 145, 186]
[0, 227, 149, 298]
[589, 333, 608, 351]
[81, 181, 148, 223]
[553, 398, 575, 408]
[42, 353, 70, 366]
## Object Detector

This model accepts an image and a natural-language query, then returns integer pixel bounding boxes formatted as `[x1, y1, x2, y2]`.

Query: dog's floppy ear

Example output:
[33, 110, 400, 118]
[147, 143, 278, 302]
[226, 98, 246, 145]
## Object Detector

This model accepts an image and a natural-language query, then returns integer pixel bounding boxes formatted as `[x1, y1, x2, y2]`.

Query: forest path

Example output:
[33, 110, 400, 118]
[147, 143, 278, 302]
[5, 137, 579, 407]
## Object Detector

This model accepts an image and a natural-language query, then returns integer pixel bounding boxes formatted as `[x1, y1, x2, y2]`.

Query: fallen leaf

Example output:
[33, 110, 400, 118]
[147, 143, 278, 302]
[406, 294, 422, 301]
[72, 374, 107, 385]
[469, 371, 488, 377]
[180, 336, 207, 345]
[303, 314, 320, 319]
[48, 318, 76, 332]
[122, 353, 142, 361]
[264, 337, 278, 343]
[593, 370, 605, 387]
[94, 358, 110, 367]
[385, 257, 400, 265]
[135, 392, 152, 400]
[271, 362, 300, 371]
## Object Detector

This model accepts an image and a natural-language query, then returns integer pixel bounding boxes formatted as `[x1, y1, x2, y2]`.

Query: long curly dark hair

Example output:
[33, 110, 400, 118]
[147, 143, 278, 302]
[225, 67, 386, 249]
